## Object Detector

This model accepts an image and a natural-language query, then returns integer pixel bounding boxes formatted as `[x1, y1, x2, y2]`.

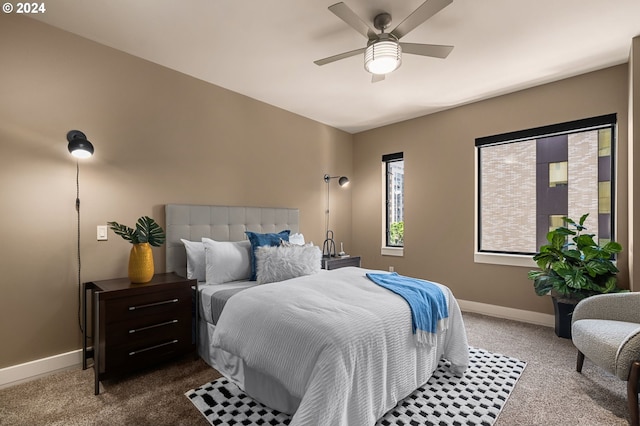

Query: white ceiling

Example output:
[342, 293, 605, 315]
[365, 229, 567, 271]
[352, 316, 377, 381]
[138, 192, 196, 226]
[31, 0, 640, 133]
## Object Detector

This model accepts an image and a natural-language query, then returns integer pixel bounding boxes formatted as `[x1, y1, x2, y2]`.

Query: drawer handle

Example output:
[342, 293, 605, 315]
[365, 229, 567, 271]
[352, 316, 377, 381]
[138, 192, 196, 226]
[129, 319, 178, 334]
[128, 298, 178, 311]
[129, 339, 178, 356]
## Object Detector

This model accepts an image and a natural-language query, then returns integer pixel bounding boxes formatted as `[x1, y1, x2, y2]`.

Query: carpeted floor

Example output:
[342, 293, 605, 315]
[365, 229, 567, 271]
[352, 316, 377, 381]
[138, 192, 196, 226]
[0, 353, 217, 426]
[0, 312, 631, 425]
[465, 313, 629, 426]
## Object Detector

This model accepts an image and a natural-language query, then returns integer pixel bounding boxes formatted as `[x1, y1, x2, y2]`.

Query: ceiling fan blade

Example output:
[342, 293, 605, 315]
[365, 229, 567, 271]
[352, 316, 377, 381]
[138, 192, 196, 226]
[371, 74, 385, 83]
[391, 0, 453, 40]
[400, 42, 454, 59]
[328, 2, 377, 40]
[314, 47, 366, 66]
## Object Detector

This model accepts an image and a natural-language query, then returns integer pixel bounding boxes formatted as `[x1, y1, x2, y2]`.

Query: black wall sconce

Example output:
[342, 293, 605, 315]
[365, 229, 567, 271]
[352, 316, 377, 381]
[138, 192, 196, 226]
[68, 130, 94, 333]
[67, 130, 94, 159]
[323, 174, 349, 257]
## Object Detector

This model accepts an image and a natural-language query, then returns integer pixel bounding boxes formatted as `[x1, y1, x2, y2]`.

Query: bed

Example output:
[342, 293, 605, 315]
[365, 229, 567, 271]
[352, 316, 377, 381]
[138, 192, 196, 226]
[165, 203, 469, 426]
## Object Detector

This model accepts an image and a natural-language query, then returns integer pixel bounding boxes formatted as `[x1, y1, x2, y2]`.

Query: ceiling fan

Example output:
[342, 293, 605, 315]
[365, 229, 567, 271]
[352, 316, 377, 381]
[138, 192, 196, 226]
[314, 0, 454, 82]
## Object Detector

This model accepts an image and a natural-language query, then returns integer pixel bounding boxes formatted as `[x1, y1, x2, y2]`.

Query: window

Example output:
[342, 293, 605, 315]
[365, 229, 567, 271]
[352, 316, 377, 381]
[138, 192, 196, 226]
[549, 215, 565, 233]
[548, 162, 568, 187]
[383, 152, 404, 248]
[476, 114, 615, 260]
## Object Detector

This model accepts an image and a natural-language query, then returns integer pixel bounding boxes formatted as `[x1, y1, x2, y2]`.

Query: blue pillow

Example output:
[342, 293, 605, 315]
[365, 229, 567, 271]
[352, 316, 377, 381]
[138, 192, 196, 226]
[245, 230, 291, 280]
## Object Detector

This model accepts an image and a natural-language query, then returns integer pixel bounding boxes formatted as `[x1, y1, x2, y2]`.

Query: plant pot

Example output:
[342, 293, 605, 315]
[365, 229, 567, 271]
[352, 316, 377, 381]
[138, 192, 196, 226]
[128, 243, 154, 283]
[552, 296, 578, 339]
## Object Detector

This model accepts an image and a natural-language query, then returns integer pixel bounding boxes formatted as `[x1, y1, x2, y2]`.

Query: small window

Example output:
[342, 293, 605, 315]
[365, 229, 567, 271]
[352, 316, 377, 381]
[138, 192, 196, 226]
[383, 153, 404, 248]
[599, 128, 611, 157]
[549, 161, 568, 187]
[549, 215, 565, 233]
[599, 181, 611, 214]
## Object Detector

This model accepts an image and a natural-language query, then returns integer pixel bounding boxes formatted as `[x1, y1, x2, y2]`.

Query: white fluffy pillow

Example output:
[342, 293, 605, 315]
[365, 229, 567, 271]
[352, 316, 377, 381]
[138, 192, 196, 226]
[202, 238, 251, 285]
[180, 239, 205, 282]
[255, 244, 321, 284]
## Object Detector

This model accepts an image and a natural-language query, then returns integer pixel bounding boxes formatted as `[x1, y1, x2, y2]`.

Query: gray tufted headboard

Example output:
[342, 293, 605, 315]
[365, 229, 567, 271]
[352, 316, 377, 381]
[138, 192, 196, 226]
[165, 204, 299, 278]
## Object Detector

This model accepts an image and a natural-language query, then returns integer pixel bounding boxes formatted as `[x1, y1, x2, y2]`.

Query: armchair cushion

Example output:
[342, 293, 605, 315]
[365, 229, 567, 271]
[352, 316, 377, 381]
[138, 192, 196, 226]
[572, 319, 640, 380]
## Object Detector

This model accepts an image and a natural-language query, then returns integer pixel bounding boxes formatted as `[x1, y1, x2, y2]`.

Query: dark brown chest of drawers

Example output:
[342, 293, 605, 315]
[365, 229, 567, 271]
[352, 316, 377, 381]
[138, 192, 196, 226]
[83, 273, 196, 394]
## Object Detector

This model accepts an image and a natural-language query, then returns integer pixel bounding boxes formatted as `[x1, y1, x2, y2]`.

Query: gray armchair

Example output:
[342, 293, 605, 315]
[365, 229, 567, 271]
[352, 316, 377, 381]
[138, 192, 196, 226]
[571, 292, 640, 426]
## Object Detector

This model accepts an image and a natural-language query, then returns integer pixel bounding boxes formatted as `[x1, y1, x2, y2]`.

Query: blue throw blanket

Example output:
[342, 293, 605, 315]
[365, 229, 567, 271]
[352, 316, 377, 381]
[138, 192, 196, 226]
[366, 272, 448, 346]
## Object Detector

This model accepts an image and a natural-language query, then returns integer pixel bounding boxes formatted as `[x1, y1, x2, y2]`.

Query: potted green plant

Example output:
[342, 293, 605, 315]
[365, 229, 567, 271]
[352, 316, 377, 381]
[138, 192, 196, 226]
[108, 216, 166, 283]
[528, 214, 623, 338]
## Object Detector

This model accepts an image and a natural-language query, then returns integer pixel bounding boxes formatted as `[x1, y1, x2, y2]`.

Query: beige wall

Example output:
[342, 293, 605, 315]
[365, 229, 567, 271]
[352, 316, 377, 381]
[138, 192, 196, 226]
[352, 65, 630, 315]
[0, 16, 353, 368]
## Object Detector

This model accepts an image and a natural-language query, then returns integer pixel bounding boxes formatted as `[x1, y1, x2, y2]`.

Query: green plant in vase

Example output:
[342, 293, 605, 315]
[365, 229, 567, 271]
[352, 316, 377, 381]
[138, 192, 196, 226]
[108, 216, 165, 283]
[527, 213, 624, 338]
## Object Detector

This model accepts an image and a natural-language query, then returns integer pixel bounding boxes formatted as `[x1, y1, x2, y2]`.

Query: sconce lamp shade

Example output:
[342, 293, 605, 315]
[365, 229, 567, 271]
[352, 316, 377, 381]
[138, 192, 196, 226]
[67, 130, 94, 159]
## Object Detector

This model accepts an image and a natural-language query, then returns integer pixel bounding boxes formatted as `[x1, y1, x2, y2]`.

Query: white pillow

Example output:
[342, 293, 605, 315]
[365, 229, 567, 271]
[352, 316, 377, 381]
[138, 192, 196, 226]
[180, 239, 205, 282]
[202, 238, 251, 284]
[255, 244, 321, 284]
[289, 233, 305, 245]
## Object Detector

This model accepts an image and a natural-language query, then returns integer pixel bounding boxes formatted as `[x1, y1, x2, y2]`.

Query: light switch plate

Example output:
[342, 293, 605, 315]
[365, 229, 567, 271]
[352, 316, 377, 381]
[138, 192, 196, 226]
[97, 225, 108, 241]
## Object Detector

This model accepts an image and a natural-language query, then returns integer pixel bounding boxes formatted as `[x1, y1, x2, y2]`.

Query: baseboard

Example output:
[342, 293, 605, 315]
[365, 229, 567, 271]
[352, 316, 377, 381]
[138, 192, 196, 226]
[0, 302, 553, 390]
[458, 299, 555, 328]
[0, 349, 83, 390]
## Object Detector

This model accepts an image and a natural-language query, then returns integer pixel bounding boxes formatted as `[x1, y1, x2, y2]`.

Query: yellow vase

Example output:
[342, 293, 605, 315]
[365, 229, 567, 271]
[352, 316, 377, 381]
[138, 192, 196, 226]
[128, 243, 154, 283]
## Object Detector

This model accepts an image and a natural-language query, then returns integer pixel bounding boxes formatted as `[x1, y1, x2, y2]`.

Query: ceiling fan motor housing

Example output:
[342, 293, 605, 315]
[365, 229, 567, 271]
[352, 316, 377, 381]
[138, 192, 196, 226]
[373, 12, 392, 32]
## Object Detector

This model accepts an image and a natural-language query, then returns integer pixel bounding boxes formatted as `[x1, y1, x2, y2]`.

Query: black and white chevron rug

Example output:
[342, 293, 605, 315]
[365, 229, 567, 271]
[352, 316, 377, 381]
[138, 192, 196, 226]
[186, 347, 526, 426]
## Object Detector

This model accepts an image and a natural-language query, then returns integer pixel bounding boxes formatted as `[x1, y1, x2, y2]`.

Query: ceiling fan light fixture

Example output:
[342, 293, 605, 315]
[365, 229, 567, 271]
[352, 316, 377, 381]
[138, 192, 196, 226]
[364, 40, 402, 75]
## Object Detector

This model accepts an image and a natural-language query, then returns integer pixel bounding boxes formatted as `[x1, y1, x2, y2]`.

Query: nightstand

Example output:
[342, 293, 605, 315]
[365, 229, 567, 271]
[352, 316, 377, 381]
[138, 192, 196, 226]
[321, 256, 361, 270]
[82, 273, 197, 395]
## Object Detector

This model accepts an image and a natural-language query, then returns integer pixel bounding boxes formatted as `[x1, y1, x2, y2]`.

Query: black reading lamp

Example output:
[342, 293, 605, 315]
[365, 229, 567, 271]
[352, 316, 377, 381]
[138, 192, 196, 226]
[67, 130, 94, 159]
[67, 130, 94, 333]
[322, 174, 349, 258]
